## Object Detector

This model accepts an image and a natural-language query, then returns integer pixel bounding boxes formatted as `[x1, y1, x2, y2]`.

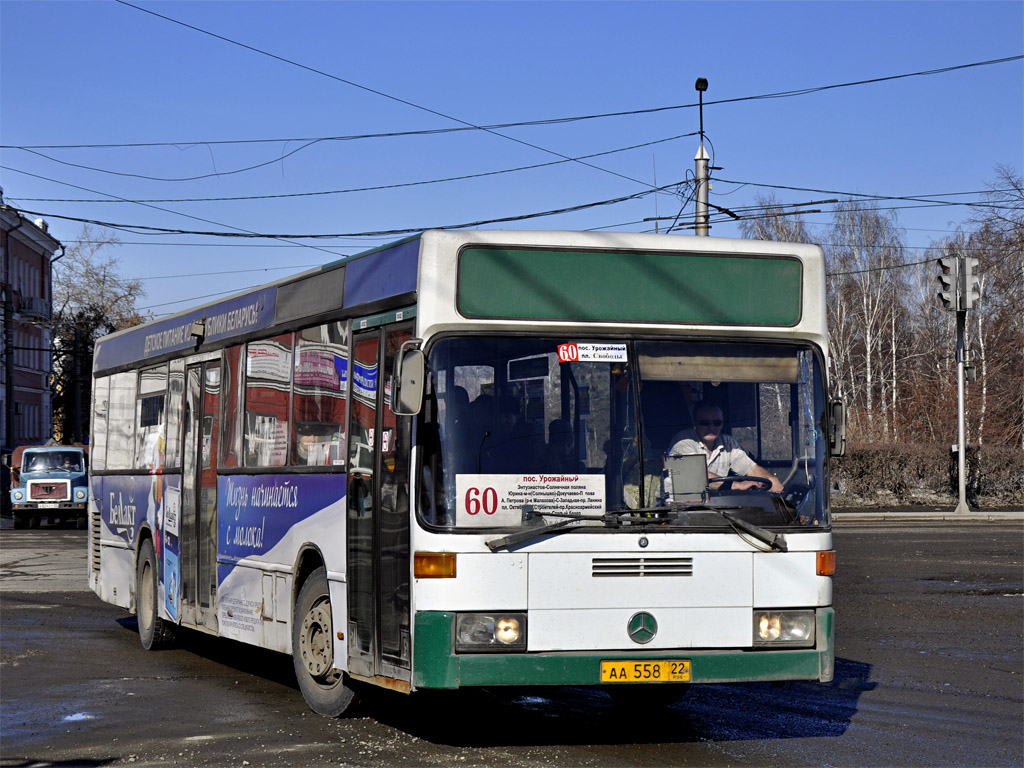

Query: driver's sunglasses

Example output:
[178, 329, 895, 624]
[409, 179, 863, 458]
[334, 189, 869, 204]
[697, 419, 723, 427]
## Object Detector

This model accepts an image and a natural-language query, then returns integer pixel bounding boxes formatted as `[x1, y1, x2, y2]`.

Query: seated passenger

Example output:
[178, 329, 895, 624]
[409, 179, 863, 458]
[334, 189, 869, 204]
[482, 395, 542, 474]
[545, 419, 581, 473]
[667, 402, 783, 492]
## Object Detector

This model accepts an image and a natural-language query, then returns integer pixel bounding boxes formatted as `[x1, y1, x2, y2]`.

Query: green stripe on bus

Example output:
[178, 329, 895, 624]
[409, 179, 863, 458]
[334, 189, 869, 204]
[457, 248, 803, 326]
[412, 609, 833, 690]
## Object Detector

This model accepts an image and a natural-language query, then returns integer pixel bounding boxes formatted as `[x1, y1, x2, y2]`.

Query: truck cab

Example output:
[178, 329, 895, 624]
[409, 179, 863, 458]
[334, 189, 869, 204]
[7, 445, 89, 529]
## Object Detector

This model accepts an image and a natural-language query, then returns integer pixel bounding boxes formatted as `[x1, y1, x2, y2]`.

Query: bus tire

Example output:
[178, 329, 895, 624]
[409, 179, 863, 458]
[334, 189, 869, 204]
[136, 538, 175, 650]
[293, 567, 356, 717]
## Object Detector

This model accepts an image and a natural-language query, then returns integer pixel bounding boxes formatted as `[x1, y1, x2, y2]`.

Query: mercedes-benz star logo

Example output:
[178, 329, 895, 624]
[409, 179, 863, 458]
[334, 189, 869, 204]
[627, 611, 658, 644]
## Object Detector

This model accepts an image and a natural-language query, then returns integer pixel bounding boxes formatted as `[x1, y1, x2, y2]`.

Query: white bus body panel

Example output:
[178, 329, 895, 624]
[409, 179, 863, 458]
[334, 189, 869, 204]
[412, 530, 832, 652]
[216, 499, 347, 656]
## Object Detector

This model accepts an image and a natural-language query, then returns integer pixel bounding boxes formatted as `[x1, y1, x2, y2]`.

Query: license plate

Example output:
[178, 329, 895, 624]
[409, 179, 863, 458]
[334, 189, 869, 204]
[38, 502, 59, 508]
[600, 659, 691, 683]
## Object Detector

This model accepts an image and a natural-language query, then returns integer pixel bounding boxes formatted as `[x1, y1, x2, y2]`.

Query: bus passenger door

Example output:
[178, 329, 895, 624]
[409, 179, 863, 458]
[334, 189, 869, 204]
[347, 322, 413, 682]
[180, 360, 220, 631]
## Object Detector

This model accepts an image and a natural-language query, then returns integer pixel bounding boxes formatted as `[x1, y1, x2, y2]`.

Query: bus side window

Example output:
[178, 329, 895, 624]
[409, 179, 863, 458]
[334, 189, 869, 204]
[292, 323, 348, 467]
[244, 334, 293, 467]
[221, 346, 244, 469]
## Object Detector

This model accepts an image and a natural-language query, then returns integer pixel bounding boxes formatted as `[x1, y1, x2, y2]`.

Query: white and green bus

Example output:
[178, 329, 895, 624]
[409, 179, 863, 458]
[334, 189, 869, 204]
[89, 229, 843, 715]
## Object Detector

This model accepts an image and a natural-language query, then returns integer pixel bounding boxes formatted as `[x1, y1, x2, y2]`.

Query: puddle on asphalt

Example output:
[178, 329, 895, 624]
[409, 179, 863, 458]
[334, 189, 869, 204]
[62, 712, 97, 722]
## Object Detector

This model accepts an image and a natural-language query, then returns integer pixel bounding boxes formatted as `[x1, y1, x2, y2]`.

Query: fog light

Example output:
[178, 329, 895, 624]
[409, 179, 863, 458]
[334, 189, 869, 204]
[455, 612, 526, 653]
[753, 610, 815, 648]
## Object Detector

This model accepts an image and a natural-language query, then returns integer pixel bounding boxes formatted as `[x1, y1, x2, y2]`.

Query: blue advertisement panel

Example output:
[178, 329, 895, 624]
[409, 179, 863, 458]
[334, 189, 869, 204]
[94, 287, 278, 371]
[93, 472, 182, 621]
[343, 238, 419, 307]
[218, 474, 346, 566]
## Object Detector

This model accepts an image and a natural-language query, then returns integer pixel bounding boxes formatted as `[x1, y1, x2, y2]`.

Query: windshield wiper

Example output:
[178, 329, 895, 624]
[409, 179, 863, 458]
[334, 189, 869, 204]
[486, 518, 585, 552]
[633, 503, 787, 551]
[716, 509, 787, 551]
[485, 510, 616, 552]
[486, 505, 786, 552]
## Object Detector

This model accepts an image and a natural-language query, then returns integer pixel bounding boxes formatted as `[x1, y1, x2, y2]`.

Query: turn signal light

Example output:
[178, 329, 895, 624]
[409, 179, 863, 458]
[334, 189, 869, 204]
[816, 550, 836, 576]
[414, 552, 457, 578]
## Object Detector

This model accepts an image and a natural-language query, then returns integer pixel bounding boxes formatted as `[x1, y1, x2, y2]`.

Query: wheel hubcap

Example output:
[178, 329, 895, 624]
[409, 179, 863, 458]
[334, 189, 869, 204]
[300, 599, 334, 679]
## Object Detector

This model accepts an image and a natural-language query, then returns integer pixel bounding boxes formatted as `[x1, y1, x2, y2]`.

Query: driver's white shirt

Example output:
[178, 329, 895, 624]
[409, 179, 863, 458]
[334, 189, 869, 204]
[667, 430, 756, 477]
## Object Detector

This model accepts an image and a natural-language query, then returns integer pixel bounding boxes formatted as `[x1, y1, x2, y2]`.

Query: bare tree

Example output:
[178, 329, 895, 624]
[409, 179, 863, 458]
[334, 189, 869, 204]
[737, 194, 815, 245]
[825, 201, 908, 441]
[51, 225, 147, 442]
[969, 166, 1024, 449]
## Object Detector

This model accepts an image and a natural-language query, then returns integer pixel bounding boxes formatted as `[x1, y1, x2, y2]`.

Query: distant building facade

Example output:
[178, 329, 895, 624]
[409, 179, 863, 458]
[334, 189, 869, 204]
[2, 194, 62, 451]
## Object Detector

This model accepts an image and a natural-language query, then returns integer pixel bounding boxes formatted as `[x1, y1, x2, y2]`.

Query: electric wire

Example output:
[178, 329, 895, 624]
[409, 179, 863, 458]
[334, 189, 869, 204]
[8, 132, 698, 201]
[8, 178, 691, 240]
[6, 54, 1019, 150]
[111, 0, 660, 193]
[2, 166, 350, 257]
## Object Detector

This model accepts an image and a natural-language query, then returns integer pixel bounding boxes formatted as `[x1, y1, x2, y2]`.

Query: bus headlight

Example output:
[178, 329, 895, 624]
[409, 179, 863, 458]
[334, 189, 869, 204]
[753, 610, 815, 648]
[455, 613, 527, 653]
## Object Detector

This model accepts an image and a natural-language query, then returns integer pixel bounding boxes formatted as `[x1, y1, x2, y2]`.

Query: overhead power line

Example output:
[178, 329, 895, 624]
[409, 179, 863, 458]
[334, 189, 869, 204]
[1, 166, 350, 258]
[112, 0, 657, 193]
[10, 179, 691, 240]
[8, 132, 697, 198]
[712, 178, 1014, 208]
[6, 179, 1008, 244]
[5, 54, 1021, 151]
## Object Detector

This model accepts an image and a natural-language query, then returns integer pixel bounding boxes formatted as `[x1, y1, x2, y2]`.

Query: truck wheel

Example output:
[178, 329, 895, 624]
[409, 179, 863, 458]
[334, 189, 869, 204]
[77, 514, 87, 530]
[13, 513, 26, 529]
[136, 538, 175, 650]
[293, 567, 356, 717]
[28, 516, 40, 529]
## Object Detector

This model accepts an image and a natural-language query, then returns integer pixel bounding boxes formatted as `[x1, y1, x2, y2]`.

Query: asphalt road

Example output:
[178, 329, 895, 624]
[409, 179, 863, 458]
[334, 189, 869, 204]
[1, 520, 1021, 768]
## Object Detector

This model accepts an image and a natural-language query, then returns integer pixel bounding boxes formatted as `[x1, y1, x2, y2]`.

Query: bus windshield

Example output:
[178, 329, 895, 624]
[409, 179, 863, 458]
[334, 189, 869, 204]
[418, 336, 828, 533]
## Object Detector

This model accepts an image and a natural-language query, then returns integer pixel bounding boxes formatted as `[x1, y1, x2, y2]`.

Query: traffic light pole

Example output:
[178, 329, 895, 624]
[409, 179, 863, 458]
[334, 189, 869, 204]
[954, 307, 969, 513]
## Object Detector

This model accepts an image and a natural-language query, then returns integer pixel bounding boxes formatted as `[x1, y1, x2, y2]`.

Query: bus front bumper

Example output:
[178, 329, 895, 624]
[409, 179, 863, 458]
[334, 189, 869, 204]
[413, 608, 834, 690]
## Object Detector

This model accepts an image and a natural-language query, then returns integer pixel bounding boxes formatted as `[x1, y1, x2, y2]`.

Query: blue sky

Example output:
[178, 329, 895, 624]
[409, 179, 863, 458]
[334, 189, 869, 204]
[2, 0, 1021, 316]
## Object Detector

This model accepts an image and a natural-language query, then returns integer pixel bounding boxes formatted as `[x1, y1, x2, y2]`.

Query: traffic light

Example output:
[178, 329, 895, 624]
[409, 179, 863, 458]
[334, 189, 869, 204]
[961, 256, 982, 309]
[936, 255, 958, 311]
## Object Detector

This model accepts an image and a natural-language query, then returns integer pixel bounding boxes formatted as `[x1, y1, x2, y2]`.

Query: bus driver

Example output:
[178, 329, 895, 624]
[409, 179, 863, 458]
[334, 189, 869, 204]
[667, 402, 784, 493]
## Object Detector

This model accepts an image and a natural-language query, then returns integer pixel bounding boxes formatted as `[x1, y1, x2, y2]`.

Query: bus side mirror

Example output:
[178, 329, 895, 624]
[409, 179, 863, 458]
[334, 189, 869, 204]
[829, 399, 846, 457]
[392, 341, 425, 416]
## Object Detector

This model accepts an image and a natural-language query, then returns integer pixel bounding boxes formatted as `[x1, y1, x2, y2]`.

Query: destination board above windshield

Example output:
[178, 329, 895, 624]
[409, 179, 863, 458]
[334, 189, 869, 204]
[457, 247, 803, 326]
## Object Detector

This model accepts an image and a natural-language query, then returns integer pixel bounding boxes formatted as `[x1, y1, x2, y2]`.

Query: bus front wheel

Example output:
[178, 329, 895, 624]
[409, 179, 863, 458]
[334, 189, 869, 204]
[293, 567, 356, 717]
[136, 538, 175, 650]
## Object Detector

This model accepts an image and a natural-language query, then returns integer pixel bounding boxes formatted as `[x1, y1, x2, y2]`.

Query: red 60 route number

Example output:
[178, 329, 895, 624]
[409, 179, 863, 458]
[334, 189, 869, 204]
[464, 486, 499, 515]
[557, 343, 579, 362]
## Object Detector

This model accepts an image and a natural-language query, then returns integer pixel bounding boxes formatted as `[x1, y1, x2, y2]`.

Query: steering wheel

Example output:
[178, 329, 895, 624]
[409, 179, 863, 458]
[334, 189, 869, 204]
[709, 475, 773, 492]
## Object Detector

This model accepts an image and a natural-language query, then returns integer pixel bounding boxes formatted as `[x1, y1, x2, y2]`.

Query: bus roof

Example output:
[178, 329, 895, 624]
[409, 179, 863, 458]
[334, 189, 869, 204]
[93, 233, 423, 374]
[93, 230, 826, 374]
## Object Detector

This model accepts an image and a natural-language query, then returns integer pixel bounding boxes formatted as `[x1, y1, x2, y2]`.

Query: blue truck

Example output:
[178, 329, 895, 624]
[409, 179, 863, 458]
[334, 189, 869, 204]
[6, 444, 89, 529]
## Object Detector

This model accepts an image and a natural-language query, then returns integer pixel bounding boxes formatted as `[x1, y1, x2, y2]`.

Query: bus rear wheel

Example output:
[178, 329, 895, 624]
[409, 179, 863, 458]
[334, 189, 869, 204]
[293, 567, 356, 717]
[136, 538, 175, 650]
